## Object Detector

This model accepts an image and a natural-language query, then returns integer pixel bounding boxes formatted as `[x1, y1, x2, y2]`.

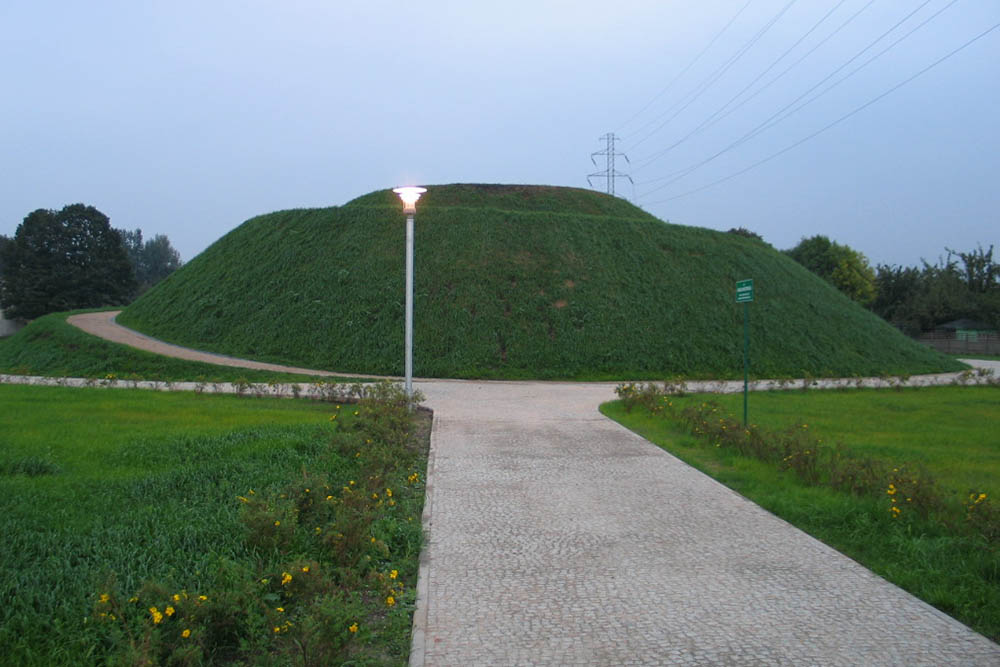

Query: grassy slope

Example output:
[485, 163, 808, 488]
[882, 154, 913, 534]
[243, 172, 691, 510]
[0, 311, 333, 382]
[118, 184, 961, 380]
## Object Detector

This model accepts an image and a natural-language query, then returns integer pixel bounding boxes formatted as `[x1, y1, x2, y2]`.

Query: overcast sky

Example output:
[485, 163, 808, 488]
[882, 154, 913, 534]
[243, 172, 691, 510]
[1, 1, 997, 268]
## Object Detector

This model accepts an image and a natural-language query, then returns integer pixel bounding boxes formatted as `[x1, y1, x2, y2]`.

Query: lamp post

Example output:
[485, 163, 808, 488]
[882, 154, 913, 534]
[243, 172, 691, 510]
[393, 186, 426, 400]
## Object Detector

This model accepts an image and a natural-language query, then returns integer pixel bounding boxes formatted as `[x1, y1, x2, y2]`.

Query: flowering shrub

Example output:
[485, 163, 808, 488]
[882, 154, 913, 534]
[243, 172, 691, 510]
[90, 383, 428, 665]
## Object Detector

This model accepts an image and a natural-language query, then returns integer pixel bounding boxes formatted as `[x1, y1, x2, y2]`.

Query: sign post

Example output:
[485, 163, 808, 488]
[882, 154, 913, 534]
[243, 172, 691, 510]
[735, 279, 754, 427]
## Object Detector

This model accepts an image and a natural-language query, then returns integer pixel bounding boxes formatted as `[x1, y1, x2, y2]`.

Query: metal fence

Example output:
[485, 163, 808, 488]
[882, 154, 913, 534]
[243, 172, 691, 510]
[917, 331, 1000, 355]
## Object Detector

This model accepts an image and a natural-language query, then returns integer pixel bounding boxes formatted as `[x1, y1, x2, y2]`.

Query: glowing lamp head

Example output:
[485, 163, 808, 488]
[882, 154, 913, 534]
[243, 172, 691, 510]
[393, 186, 427, 214]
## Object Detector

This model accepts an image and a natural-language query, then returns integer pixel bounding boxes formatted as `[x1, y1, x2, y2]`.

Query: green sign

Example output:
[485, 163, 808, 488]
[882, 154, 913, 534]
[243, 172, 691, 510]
[736, 279, 754, 303]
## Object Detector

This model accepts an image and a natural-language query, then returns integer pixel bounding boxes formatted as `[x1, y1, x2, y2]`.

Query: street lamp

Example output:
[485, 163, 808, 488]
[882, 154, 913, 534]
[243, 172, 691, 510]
[393, 186, 426, 399]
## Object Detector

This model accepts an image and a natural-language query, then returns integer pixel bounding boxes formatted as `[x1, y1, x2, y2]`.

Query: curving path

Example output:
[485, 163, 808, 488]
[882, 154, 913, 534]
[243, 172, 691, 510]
[67, 311, 1000, 665]
[68, 311, 379, 379]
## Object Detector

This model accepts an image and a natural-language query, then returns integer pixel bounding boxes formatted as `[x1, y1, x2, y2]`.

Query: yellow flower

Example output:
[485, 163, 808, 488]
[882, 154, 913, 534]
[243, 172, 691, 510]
[301, 566, 310, 573]
[370, 537, 376, 543]
[165, 606, 175, 617]
[276, 607, 284, 613]
[99, 593, 110, 604]
[386, 596, 395, 607]
[149, 607, 163, 624]
[281, 572, 292, 586]
[274, 626, 281, 633]
[274, 520, 281, 527]
[389, 570, 398, 580]
[386, 488, 392, 497]
[172, 594, 181, 602]
[181, 629, 191, 638]
[198, 595, 207, 601]
[349, 480, 355, 486]
[349, 623, 358, 633]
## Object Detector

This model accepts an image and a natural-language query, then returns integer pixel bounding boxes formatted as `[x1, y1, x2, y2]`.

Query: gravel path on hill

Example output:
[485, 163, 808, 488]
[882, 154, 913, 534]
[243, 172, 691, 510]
[62, 310, 1000, 664]
[67, 310, 379, 378]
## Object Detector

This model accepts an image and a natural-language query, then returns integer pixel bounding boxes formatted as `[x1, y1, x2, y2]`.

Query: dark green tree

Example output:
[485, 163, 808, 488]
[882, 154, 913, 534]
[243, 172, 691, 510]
[0, 234, 11, 277]
[872, 246, 999, 334]
[785, 235, 876, 306]
[140, 234, 182, 289]
[117, 228, 182, 293]
[0, 204, 137, 320]
[727, 227, 769, 244]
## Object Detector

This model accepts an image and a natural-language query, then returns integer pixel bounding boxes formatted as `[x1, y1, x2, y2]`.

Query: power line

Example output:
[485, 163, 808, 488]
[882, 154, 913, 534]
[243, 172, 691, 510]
[634, 0, 878, 181]
[641, 20, 1000, 205]
[637, 0, 946, 197]
[587, 133, 633, 196]
[626, 0, 799, 153]
[617, 0, 755, 135]
[631, 0, 853, 173]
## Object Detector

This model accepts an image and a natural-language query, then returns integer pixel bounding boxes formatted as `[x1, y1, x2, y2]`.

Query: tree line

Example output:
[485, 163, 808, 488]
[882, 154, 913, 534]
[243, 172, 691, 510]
[1, 203, 181, 321]
[780, 234, 999, 335]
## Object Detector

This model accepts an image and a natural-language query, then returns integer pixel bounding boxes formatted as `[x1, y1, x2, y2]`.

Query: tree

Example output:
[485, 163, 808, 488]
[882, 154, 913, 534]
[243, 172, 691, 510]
[0, 234, 11, 277]
[951, 244, 997, 294]
[727, 227, 768, 244]
[785, 235, 876, 306]
[141, 234, 182, 288]
[0, 204, 136, 320]
[117, 228, 182, 294]
[871, 246, 999, 334]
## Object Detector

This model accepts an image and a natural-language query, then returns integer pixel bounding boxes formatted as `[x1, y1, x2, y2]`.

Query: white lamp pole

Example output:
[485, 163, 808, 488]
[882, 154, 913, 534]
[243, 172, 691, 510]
[392, 186, 426, 399]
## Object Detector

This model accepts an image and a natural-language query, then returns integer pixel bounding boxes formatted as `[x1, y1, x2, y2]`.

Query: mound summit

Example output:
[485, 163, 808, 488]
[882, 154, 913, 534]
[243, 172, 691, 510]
[119, 184, 961, 380]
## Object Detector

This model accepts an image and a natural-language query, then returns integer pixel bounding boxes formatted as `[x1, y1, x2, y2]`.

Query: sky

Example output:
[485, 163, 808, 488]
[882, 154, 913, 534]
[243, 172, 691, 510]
[1, 0, 997, 268]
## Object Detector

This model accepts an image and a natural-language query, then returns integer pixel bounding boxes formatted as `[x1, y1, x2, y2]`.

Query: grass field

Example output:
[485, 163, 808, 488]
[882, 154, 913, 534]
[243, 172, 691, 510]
[117, 184, 961, 380]
[602, 385, 1000, 641]
[0, 384, 427, 665]
[0, 310, 338, 383]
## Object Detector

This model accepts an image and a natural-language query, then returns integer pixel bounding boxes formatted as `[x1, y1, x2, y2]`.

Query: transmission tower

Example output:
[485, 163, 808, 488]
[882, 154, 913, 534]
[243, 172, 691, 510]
[587, 133, 632, 196]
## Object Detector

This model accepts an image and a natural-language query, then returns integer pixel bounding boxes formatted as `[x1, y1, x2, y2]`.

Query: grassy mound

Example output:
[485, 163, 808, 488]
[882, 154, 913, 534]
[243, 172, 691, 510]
[118, 184, 962, 380]
[0, 311, 332, 383]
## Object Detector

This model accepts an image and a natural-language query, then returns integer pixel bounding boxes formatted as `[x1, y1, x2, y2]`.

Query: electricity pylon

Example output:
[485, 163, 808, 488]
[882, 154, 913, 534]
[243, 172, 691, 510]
[587, 133, 632, 196]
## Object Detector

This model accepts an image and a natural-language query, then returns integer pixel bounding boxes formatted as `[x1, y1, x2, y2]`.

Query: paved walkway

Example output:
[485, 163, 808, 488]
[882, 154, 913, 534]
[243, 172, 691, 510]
[413, 382, 999, 666]
[63, 311, 1000, 664]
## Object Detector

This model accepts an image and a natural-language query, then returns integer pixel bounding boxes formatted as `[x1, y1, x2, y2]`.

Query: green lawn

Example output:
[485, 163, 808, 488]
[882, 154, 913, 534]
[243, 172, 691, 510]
[0, 384, 427, 665]
[683, 386, 1000, 499]
[602, 385, 1000, 641]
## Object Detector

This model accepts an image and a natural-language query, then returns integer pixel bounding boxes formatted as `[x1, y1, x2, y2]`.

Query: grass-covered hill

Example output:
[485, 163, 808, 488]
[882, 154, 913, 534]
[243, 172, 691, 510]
[118, 184, 963, 380]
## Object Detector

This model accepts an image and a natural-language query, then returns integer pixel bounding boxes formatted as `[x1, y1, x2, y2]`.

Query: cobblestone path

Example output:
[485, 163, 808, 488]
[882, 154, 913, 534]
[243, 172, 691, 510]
[413, 381, 1000, 666]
